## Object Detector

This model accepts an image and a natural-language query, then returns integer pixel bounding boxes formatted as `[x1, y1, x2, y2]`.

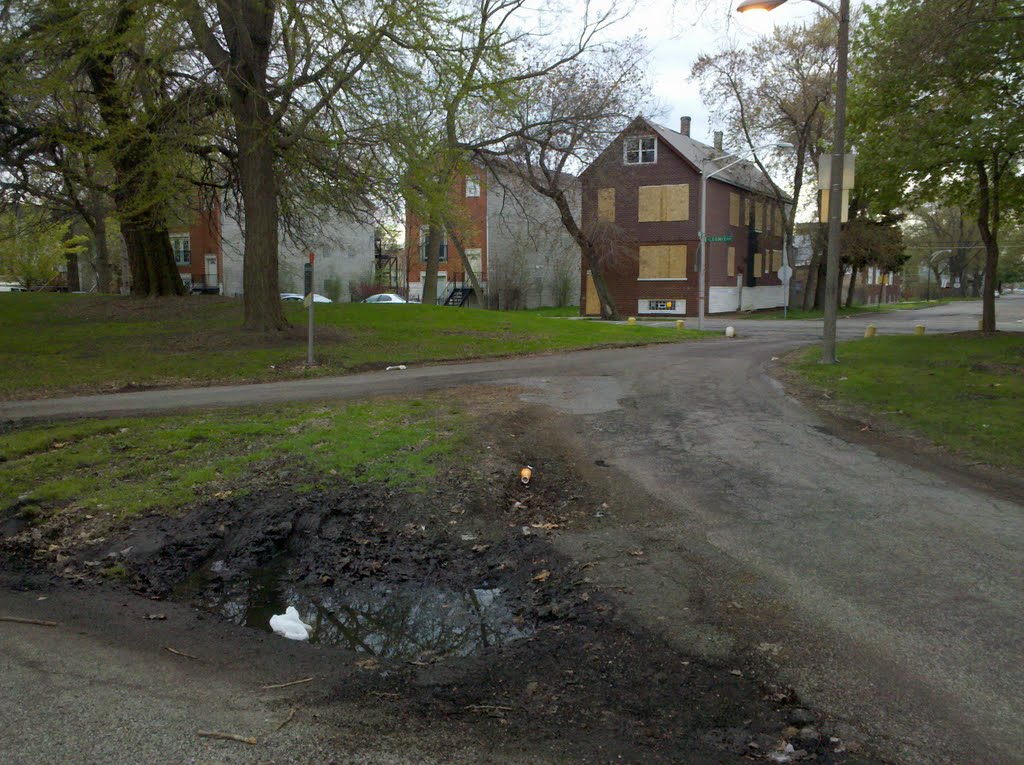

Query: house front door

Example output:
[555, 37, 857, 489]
[205, 254, 219, 288]
[584, 271, 599, 315]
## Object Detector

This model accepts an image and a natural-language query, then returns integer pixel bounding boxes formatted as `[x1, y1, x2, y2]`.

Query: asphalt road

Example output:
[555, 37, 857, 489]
[3, 296, 1022, 764]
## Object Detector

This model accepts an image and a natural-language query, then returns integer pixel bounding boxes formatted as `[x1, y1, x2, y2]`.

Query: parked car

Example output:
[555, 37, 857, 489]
[280, 292, 332, 303]
[363, 293, 407, 304]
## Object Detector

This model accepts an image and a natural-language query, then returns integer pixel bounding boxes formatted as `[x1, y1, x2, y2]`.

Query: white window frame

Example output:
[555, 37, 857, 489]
[623, 136, 657, 165]
[171, 234, 191, 266]
[465, 177, 481, 197]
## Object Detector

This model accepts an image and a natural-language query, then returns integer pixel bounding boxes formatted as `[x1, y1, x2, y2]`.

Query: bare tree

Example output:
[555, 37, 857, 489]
[476, 41, 652, 320]
[693, 13, 837, 309]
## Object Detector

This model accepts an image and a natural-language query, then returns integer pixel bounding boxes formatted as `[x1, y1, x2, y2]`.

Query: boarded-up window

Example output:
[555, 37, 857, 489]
[638, 185, 690, 222]
[773, 251, 783, 271]
[754, 201, 764, 231]
[773, 207, 782, 233]
[727, 247, 736, 277]
[729, 193, 740, 227]
[585, 272, 599, 315]
[638, 244, 687, 279]
[754, 252, 763, 274]
[598, 188, 615, 222]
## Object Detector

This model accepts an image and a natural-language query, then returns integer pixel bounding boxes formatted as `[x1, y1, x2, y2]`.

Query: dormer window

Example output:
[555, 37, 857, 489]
[624, 136, 656, 165]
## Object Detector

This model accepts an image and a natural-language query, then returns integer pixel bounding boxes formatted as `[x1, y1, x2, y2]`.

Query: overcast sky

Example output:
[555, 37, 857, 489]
[609, 0, 828, 145]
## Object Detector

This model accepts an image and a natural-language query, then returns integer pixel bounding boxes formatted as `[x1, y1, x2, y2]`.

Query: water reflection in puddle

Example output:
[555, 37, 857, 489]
[198, 560, 531, 660]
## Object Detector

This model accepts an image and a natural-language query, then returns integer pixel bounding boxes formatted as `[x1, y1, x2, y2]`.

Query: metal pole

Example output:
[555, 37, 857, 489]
[821, 0, 850, 365]
[699, 171, 708, 330]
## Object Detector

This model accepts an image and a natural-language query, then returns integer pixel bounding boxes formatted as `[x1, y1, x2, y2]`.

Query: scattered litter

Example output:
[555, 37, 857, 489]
[143, 613, 167, 621]
[274, 708, 297, 731]
[213, 490, 233, 500]
[356, 657, 380, 670]
[385, 365, 407, 371]
[164, 646, 198, 660]
[530, 522, 561, 530]
[471, 544, 491, 553]
[730, 669, 743, 676]
[269, 606, 312, 641]
[532, 570, 552, 583]
[36, 596, 47, 602]
[520, 465, 533, 485]
[460, 534, 478, 541]
[260, 676, 313, 690]
[768, 743, 798, 763]
[511, 501, 527, 511]
[521, 526, 532, 536]
[0, 616, 58, 627]
[771, 356, 779, 361]
[197, 730, 257, 745]
[756, 642, 783, 655]
[628, 548, 645, 557]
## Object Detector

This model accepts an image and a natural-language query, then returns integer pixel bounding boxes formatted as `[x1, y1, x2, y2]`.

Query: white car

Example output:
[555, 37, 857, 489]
[363, 293, 408, 304]
[280, 292, 332, 303]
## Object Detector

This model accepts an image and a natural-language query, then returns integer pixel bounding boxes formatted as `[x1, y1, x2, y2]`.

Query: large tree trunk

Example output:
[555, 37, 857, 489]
[121, 219, 185, 296]
[92, 215, 114, 293]
[235, 112, 287, 330]
[975, 160, 999, 333]
[422, 215, 442, 306]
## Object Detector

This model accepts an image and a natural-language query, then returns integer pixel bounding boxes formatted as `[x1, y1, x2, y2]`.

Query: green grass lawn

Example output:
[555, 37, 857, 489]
[790, 333, 1024, 468]
[745, 298, 969, 320]
[0, 395, 466, 522]
[0, 293, 704, 399]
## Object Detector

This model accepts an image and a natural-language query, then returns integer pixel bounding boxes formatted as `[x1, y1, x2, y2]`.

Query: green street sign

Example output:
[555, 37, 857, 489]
[705, 235, 733, 243]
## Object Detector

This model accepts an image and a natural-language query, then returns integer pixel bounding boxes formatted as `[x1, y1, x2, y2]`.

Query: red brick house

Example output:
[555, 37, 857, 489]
[168, 197, 223, 293]
[405, 170, 488, 304]
[580, 116, 789, 317]
[404, 164, 580, 308]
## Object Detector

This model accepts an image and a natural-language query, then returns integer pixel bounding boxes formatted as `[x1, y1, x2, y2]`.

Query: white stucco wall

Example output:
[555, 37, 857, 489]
[709, 284, 786, 313]
[485, 172, 580, 309]
[221, 208, 375, 301]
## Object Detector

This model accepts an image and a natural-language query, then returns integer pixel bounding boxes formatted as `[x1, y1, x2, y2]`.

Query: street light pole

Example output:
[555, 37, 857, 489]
[738, 0, 849, 364]
[699, 143, 793, 330]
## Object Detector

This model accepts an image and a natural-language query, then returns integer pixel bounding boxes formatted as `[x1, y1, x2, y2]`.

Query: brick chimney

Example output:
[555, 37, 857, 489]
[714, 131, 724, 151]
[679, 116, 691, 137]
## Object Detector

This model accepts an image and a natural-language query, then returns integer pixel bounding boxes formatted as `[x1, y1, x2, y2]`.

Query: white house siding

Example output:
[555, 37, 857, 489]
[709, 286, 740, 313]
[222, 209, 375, 301]
[740, 285, 785, 311]
[485, 172, 580, 309]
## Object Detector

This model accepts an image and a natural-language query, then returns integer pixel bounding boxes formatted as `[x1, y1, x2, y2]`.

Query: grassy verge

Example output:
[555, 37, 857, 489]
[745, 298, 969, 320]
[790, 333, 1024, 468]
[0, 294, 703, 399]
[0, 394, 466, 523]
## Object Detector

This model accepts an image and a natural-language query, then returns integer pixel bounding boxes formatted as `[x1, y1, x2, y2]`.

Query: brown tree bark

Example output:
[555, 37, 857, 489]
[235, 118, 286, 330]
[975, 159, 999, 333]
[422, 215, 443, 306]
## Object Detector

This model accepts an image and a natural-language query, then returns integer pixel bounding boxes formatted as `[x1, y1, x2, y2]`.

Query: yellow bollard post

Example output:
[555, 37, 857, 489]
[864, 325, 877, 338]
[914, 324, 925, 335]
[676, 319, 685, 330]
[628, 316, 637, 325]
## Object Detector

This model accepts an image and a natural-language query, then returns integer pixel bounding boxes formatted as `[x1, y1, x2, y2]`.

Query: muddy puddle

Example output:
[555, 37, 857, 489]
[177, 553, 533, 660]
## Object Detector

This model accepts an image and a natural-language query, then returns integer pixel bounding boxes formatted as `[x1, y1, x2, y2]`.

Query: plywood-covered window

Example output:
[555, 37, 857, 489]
[773, 251, 783, 271]
[638, 244, 687, 279]
[773, 206, 783, 233]
[638, 184, 690, 222]
[597, 188, 615, 222]
[754, 201, 765, 231]
[727, 247, 736, 277]
[729, 193, 740, 227]
[753, 252, 763, 274]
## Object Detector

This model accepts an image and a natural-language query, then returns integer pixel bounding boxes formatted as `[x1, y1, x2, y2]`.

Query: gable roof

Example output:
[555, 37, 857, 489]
[621, 117, 792, 203]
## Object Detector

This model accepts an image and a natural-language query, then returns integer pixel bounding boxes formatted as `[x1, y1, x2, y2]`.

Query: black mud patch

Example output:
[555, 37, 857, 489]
[9, 404, 883, 764]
